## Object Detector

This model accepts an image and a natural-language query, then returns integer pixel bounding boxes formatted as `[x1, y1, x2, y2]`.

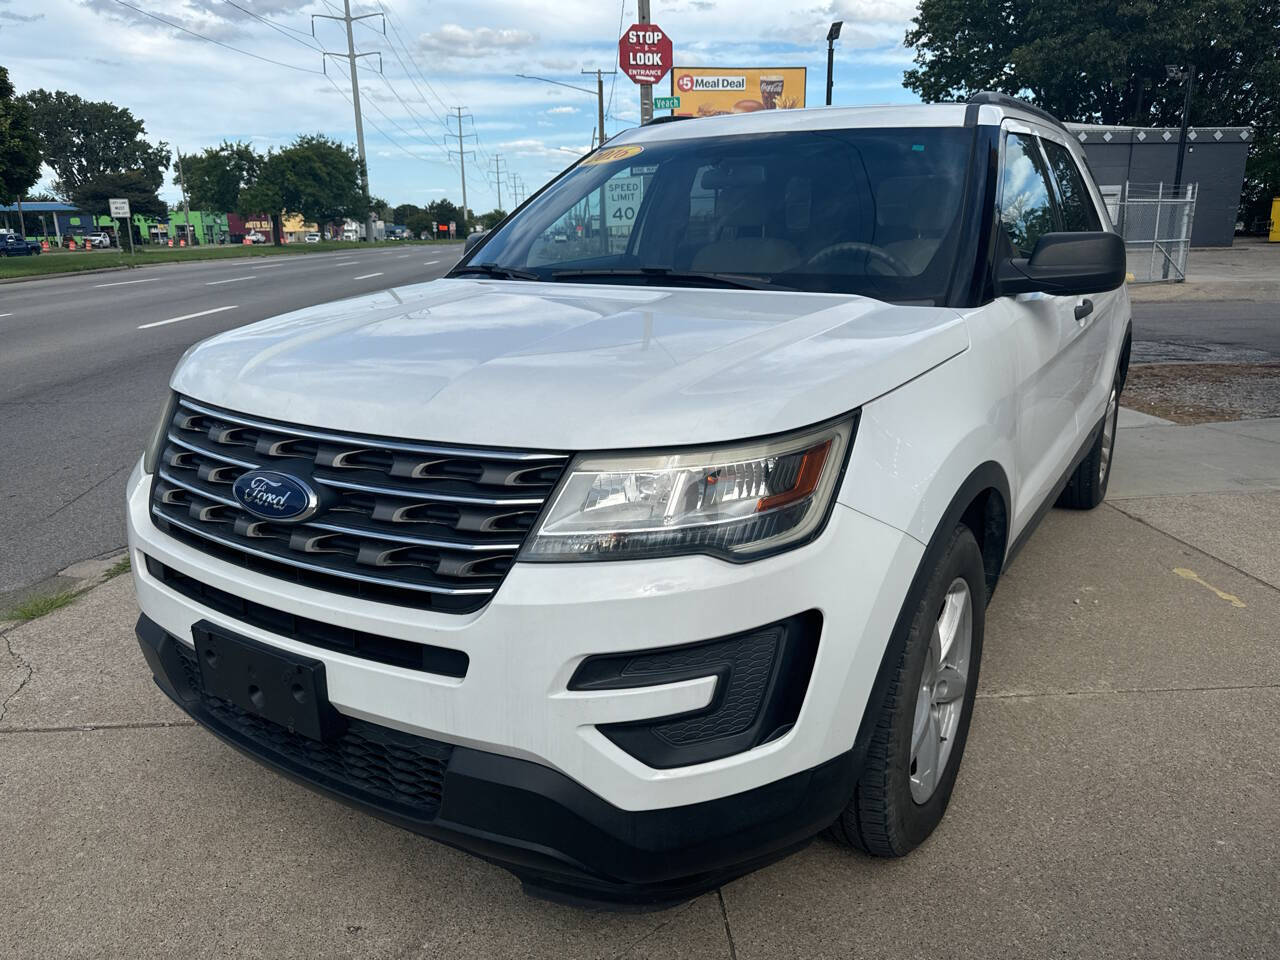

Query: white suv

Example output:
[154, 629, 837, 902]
[128, 94, 1130, 906]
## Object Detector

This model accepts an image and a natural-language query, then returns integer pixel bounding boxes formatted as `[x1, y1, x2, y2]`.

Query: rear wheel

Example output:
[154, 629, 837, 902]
[1057, 376, 1120, 510]
[830, 525, 985, 857]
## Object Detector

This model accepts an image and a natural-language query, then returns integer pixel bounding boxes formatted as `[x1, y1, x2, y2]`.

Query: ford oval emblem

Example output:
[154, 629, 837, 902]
[231, 470, 320, 523]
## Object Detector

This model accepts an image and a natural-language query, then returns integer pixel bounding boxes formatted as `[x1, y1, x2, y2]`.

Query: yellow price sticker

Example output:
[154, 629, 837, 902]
[580, 144, 645, 166]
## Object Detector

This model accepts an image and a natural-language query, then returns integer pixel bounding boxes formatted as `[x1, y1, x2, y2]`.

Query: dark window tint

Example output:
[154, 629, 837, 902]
[1042, 139, 1102, 231]
[465, 128, 974, 304]
[999, 133, 1058, 258]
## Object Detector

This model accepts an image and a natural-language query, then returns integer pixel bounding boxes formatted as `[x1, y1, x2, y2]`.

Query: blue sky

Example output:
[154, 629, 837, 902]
[1, 0, 923, 213]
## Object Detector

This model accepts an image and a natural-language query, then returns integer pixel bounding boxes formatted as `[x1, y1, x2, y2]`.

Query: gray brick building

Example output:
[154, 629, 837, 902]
[1067, 124, 1253, 247]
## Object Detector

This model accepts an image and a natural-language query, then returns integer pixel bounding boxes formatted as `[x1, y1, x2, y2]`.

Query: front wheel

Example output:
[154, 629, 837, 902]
[1057, 377, 1120, 510]
[830, 524, 985, 857]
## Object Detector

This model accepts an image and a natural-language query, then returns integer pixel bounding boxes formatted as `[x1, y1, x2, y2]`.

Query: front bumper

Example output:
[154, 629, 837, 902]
[138, 613, 858, 905]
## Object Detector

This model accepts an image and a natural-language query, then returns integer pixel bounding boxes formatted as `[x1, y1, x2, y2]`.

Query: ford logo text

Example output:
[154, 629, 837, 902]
[231, 470, 320, 522]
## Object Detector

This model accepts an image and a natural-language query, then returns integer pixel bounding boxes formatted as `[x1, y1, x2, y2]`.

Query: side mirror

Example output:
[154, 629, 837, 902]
[463, 231, 486, 254]
[995, 231, 1126, 297]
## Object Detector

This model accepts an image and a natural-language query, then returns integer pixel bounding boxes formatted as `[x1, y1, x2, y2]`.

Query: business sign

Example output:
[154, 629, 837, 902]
[108, 198, 130, 218]
[653, 96, 680, 110]
[618, 23, 672, 85]
[670, 66, 806, 117]
[604, 175, 644, 232]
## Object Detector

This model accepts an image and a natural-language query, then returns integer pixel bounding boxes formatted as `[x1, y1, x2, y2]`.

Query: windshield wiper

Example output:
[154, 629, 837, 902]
[449, 262, 541, 281]
[550, 267, 786, 291]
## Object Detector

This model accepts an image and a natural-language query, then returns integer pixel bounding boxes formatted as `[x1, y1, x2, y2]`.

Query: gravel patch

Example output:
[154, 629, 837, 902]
[1124, 363, 1280, 424]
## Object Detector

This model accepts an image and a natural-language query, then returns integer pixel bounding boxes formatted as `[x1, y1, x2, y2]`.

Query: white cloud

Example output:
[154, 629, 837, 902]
[546, 106, 579, 115]
[418, 23, 537, 59]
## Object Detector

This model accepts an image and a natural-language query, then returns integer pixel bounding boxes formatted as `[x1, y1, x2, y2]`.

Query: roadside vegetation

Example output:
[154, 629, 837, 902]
[2, 590, 80, 623]
[0, 238, 453, 280]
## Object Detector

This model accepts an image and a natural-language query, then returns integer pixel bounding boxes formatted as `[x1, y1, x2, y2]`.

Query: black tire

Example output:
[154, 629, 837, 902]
[1057, 374, 1121, 510]
[830, 524, 986, 857]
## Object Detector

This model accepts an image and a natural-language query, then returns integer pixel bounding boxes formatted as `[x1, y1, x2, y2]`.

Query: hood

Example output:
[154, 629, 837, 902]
[172, 278, 968, 450]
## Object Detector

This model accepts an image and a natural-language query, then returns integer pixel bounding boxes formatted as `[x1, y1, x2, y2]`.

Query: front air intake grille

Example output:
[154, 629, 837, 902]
[171, 640, 451, 819]
[149, 396, 569, 613]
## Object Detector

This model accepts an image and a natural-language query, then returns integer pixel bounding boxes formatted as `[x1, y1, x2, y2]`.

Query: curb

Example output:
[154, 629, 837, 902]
[0, 549, 129, 621]
[0, 265, 134, 285]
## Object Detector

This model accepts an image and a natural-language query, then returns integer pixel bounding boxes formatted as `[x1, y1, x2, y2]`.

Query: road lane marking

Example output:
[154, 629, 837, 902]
[0, 312, 11, 318]
[423, 260, 440, 265]
[251, 262, 288, 269]
[335, 260, 360, 266]
[206, 275, 256, 285]
[94, 278, 158, 288]
[352, 272, 384, 280]
[396, 254, 410, 259]
[1172, 568, 1247, 608]
[138, 305, 238, 330]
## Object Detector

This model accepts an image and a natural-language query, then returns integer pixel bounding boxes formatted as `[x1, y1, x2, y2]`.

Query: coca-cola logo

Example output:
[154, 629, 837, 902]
[231, 470, 319, 522]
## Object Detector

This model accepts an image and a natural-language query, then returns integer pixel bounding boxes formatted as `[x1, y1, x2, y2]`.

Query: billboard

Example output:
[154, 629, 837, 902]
[670, 66, 806, 117]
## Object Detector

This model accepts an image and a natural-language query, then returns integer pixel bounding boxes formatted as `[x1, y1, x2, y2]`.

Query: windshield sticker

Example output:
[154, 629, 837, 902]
[581, 144, 645, 166]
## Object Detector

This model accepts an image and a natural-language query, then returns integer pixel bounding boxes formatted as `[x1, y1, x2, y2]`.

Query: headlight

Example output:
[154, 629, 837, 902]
[522, 415, 856, 562]
[142, 393, 178, 475]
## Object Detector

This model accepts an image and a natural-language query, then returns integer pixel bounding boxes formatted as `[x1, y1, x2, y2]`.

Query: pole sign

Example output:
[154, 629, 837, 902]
[618, 23, 672, 85]
[108, 198, 131, 218]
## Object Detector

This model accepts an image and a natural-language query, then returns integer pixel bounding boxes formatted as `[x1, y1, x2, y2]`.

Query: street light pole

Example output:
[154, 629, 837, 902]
[175, 147, 194, 244]
[1171, 63, 1195, 191]
[826, 21, 843, 106]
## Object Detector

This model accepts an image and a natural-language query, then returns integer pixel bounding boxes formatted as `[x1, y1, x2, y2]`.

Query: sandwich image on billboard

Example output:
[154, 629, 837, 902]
[670, 66, 806, 116]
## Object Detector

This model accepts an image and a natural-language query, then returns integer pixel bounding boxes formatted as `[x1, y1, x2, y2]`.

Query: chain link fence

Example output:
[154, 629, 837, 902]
[1100, 182, 1198, 282]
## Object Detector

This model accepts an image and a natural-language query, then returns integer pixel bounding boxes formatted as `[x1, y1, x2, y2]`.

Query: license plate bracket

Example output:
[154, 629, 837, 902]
[192, 620, 346, 742]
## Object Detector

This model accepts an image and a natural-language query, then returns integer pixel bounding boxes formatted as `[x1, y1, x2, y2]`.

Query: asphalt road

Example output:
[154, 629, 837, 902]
[0, 244, 462, 599]
[1132, 299, 1280, 363]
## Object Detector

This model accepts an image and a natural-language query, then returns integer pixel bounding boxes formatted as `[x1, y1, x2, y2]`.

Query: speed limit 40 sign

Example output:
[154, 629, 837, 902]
[604, 176, 644, 230]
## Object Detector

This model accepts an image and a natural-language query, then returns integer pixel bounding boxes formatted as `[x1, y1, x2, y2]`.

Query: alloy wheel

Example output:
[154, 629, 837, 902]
[909, 577, 973, 804]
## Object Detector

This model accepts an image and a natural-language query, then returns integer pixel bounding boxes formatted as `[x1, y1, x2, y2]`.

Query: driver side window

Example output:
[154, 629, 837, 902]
[999, 133, 1059, 258]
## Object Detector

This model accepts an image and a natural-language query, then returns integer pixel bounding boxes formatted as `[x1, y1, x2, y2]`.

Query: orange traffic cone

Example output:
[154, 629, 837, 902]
[41, 240, 49, 251]
[179, 238, 186, 247]
[69, 238, 77, 250]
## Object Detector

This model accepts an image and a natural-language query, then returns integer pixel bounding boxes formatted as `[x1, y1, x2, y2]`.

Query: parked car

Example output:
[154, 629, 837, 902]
[0, 232, 41, 256]
[86, 232, 112, 248]
[304, 232, 322, 244]
[128, 94, 1130, 907]
[246, 231, 267, 244]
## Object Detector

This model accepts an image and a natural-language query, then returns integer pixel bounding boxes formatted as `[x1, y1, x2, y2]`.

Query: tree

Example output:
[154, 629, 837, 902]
[177, 141, 261, 212]
[478, 208, 507, 230]
[72, 170, 167, 219]
[427, 199, 465, 234]
[903, 0, 1280, 223]
[392, 203, 420, 226]
[0, 66, 41, 207]
[20, 89, 169, 199]
[244, 135, 368, 231]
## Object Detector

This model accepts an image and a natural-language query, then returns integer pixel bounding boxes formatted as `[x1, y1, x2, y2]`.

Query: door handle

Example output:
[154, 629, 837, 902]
[1074, 299, 1094, 322]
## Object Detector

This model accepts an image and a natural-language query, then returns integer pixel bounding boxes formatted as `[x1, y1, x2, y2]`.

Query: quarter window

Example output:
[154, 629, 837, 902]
[999, 133, 1058, 258]
[1042, 139, 1102, 231]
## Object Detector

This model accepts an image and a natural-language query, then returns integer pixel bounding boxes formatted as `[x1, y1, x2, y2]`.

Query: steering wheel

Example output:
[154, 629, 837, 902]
[804, 242, 912, 277]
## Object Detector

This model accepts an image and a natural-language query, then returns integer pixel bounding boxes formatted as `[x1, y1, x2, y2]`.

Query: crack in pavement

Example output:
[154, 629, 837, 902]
[978, 682, 1280, 701]
[608, 898, 700, 960]
[0, 719, 197, 734]
[0, 623, 35, 725]
[716, 889, 739, 960]
[41, 463, 130, 521]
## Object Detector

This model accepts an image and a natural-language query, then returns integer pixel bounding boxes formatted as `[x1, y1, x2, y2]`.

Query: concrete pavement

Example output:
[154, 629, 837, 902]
[0, 244, 462, 603]
[2, 413, 1277, 959]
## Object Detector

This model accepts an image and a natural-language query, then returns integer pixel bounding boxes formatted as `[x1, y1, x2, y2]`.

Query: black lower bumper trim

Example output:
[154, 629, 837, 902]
[136, 614, 861, 906]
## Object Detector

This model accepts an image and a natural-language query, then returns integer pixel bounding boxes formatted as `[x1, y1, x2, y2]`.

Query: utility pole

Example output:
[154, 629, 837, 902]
[175, 147, 194, 244]
[581, 68, 613, 147]
[1170, 63, 1196, 191]
[451, 107, 474, 234]
[313, 2, 384, 243]
[638, 0, 653, 124]
[493, 154, 506, 211]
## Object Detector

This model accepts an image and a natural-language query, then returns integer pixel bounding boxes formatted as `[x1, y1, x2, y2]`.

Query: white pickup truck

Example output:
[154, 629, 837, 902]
[129, 93, 1130, 906]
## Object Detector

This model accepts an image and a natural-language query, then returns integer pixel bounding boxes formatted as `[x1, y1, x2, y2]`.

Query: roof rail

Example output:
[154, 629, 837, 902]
[643, 114, 692, 126]
[966, 92, 1064, 129]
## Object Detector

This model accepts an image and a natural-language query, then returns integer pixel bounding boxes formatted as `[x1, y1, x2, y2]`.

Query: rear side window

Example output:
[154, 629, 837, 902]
[999, 133, 1058, 258]
[1042, 139, 1102, 231]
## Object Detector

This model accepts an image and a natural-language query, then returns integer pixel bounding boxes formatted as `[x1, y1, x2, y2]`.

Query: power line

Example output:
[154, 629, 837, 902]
[109, 0, 323, 74]
[607, 0, 627, 126]
[220, 0, 321, 52]
[377, 2, 455, 121]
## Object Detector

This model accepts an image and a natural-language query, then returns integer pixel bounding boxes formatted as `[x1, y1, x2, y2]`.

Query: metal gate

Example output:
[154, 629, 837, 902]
[1101, 181, 1198, 282]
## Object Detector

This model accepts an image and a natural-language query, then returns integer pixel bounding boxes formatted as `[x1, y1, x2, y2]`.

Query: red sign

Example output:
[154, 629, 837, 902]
[618, 23, 672, 85]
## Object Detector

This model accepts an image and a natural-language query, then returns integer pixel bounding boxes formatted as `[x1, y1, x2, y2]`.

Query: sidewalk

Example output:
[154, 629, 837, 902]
[2, 414, 1278, 959]
[1129, 238, 1280, 302]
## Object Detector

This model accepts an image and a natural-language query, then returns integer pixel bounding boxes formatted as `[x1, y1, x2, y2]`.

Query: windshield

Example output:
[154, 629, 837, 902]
[457, 127, 973, 304]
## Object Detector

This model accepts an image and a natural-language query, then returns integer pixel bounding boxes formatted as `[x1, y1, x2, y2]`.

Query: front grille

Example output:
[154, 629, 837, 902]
[173, 640, 452, 819]
[149, 396, 569, 613]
